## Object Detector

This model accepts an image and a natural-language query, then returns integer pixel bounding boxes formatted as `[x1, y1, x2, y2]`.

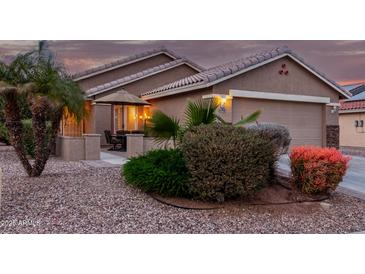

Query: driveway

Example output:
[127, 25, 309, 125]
[278, 155, 365, 200]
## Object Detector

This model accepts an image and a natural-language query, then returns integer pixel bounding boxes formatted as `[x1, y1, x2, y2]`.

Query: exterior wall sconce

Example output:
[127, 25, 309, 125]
[139, 113, 151, 120]
[219, 96, 227, 112]
[202, 94, 232, 113]
[355, 120, 364, 127]
[327, 103, 340, 114]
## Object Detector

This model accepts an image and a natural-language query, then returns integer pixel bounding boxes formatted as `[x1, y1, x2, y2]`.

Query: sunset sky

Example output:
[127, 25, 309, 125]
[0, 40, 364, 85]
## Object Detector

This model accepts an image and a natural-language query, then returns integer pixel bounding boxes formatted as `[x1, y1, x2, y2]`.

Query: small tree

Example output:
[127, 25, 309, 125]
[0, 41, 85, 177]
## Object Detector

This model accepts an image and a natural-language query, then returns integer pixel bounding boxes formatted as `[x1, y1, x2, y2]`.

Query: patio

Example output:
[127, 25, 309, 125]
[1, 145, 364, 233]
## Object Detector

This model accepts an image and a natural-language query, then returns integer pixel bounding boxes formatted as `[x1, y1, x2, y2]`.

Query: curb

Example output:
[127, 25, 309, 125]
[337, 186, 365, 202]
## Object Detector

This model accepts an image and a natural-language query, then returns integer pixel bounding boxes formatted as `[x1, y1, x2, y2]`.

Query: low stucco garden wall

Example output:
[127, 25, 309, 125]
[126, 135, 173, 158]
[56, 134, 101, 161]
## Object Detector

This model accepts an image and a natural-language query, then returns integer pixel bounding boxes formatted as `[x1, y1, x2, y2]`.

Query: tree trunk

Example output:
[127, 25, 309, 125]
[30, 106, 62, 177]
[2, 88, 33, 176]
[29, 96, 49, 177]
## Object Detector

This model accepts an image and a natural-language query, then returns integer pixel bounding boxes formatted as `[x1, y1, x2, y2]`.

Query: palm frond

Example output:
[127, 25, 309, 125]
[234, 110, 261, 127]
[146, 110, 181, 147]
[184, 98, 219, 128]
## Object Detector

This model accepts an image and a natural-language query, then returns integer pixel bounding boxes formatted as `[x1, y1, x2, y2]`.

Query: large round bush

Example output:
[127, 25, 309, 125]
[181, 124, 276, 202]
[123, 149, 190, 197]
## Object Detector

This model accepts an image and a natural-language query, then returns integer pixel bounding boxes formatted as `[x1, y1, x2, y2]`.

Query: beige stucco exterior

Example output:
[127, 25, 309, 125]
[340, 111, 365, 148]
[211, 56, 340, 125]
[148, 88, 214, 120]
[56, 134, 101, 161]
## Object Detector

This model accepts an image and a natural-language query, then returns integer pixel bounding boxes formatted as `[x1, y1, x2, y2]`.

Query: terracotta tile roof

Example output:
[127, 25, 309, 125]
[141, 46, 351, 99]
[73, 47, 204, 80]
[340, 99, 365, 111]
[86, 59, 194, 97]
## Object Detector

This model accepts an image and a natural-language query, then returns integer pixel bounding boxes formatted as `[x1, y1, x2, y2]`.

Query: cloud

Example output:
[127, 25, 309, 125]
[0, 40, 364, 83]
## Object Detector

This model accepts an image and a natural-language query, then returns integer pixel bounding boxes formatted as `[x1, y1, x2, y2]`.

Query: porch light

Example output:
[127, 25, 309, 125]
[217, 95, 229, 113]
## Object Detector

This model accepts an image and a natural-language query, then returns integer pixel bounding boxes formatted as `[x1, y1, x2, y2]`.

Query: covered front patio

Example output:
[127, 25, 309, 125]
[95, 89, 151, 151]
[56, 89, 152, 161]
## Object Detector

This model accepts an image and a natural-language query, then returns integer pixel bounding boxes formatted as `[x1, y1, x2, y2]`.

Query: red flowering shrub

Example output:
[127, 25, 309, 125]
[290, 146, 350, 195]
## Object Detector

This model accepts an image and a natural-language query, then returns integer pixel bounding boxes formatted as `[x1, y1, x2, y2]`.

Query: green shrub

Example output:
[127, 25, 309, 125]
[181, 124, 276, 202]
[0, 122, 9, 144]
[247, 123, 291, 155]
[123, 149, 190, 197]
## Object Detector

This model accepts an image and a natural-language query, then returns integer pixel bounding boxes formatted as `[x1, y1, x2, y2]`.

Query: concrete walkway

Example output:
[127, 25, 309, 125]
[278, 155, 365, 200]
[83, 151, 128, 168]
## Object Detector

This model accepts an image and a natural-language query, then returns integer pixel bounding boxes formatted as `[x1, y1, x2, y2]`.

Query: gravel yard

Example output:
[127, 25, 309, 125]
[0, 146, 364, 233]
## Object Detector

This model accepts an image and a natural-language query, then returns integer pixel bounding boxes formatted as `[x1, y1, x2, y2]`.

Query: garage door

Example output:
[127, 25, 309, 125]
[232, 98, 324, 147]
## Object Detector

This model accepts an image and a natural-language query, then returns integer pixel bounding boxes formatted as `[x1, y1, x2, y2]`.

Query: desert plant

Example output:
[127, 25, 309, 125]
[181, 124, 276, 202]
[233, 110, 261, 127]
[145, 110, 180, 148]
[247, 123, 291, 155]
[290, 146, 350, 195]
[123, 149, 190, 197]
[0, 41, 85, 177]
[184, 98, 219, 128]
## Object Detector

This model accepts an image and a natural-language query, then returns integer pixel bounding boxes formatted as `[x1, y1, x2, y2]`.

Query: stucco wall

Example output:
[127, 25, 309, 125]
[340, 112, 365, 148]
[94, 104, 112, 145]
[77, 54, 174, 90]
[56, 134, 101, 161]
[212, 56, 340, 125]
[148, 88, 213, 121]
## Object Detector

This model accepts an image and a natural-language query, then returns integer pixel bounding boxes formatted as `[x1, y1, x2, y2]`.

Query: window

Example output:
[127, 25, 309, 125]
[114, 105, 139, 132]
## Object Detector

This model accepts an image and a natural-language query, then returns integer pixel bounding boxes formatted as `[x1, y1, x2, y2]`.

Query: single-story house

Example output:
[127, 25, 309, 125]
[57, 46, 351, 160]
[339, 90, 365, 152]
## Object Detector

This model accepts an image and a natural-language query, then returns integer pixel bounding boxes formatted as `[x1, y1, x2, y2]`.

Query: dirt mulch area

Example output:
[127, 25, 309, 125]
[0, 146, 364, 234]
[151, 184, 329, 213]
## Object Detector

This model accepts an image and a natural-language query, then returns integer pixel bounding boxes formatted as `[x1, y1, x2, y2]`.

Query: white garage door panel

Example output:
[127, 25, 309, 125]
[232, 98, 323, 147]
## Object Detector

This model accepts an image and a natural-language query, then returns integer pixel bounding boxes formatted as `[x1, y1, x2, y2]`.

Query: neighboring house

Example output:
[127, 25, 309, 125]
[339, 90, 365, 151]
[342, 83, 365, 96]
[57, 46, 351, 160]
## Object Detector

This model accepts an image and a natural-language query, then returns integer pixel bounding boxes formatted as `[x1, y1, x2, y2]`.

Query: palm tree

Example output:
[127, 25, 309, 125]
[184, 98, 219, 129]
[145, 110, 180, 148]
[0, 41, 85, 177]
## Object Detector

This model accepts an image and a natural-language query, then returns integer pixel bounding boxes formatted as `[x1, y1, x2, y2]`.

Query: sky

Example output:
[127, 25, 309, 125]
[0, 40, 364, 85]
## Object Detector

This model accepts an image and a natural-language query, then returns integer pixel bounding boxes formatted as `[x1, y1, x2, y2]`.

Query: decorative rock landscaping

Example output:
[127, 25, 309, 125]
[0, 146, 364, 234]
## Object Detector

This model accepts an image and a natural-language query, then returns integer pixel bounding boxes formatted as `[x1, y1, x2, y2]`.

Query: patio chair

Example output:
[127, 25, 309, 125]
[131, 130, 144, 134]
[104, 130, 123, 151]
